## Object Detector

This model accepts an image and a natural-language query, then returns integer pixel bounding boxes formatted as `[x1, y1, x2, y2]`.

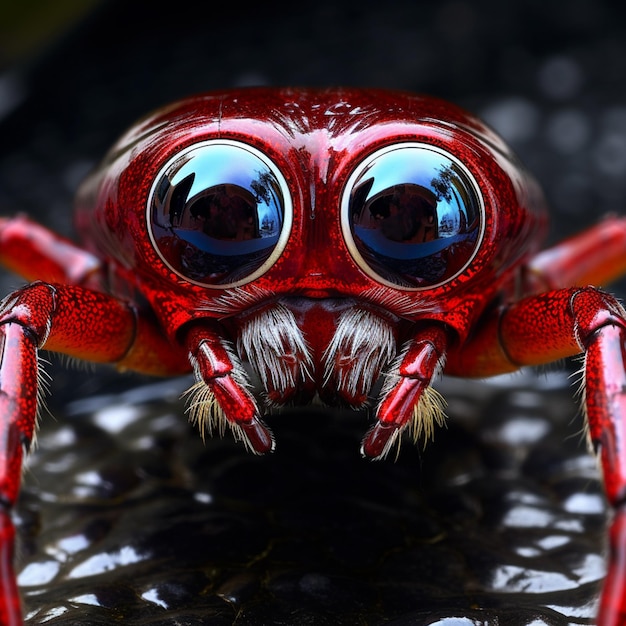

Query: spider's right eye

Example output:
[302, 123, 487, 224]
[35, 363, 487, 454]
[148, 140, 292, 288]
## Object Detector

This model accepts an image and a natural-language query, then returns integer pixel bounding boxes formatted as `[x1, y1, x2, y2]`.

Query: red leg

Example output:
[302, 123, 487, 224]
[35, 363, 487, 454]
[447, 286, 626, 626]
[0, 281, 192, 623]
[361, 324, 449, 459]
[0, 215, 102, 285]
[575, 303, 626, 626]
[0, 510, 20, 626]
[0, 322, 38, 626]
[528, 215, 626, 290]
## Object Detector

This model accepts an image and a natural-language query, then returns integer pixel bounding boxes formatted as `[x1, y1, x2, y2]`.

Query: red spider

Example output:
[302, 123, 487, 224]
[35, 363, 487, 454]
[1, 87, 625, 625]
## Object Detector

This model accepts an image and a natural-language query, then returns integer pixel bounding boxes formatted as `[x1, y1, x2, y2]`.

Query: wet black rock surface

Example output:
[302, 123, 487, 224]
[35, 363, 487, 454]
[1, 0, 625, 624]
[16, 374, 606, 625]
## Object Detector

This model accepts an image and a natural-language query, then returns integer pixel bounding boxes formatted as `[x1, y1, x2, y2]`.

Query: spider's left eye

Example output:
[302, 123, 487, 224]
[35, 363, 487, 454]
[148, 140, 292, 287]
[341, 143, 484, 290]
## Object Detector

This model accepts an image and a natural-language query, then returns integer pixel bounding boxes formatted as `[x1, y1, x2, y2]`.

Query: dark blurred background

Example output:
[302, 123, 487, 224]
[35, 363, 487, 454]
[3, 0, 626, 246]
[1, 1, 624, 624]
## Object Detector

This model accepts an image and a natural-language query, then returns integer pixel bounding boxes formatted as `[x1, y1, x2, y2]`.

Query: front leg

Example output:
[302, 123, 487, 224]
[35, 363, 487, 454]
[447, 287, 626, 626]
[0, 283, 133, 625]
[569, 291, 626, 626]
[0, 281, 190, 624]
[0, 321, 38, 626]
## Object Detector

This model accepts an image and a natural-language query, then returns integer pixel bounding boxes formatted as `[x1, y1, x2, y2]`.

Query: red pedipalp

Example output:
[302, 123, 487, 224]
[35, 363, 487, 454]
[363, 324, 448, 459]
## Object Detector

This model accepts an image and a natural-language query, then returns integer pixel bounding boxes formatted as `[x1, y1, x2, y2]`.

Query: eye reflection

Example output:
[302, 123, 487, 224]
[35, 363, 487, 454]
[363, 184, 439, 243]
[343, 144, 484, 289]
[148, 141, 291, 287]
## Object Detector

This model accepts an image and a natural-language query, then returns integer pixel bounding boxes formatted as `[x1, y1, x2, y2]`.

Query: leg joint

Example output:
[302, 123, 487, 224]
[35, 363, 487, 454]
[570, 286, 626, 348]
[0, 282, 57, 347]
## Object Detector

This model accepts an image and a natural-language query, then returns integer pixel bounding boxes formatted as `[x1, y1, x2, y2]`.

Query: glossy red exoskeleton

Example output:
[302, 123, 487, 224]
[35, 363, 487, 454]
[1, 88, 626, 625]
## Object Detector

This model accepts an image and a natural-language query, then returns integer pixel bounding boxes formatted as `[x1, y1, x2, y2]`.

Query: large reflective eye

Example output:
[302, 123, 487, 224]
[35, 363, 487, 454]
[148, 140, 291, 287]
[341, 144, 484, 289]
